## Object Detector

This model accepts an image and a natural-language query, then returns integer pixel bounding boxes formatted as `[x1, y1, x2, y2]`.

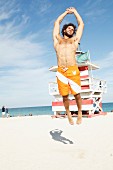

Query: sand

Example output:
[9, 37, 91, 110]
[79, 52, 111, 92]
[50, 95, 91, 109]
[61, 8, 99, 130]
[0, 113, 113, 170]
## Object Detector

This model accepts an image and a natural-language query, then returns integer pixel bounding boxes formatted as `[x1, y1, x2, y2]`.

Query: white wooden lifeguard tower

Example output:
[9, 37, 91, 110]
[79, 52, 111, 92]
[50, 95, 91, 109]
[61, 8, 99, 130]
[49, 46, 107, 117]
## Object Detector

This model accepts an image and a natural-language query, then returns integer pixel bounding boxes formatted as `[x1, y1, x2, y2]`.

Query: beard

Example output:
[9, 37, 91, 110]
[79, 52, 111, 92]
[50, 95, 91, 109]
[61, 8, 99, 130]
[64, 31, 74, 38]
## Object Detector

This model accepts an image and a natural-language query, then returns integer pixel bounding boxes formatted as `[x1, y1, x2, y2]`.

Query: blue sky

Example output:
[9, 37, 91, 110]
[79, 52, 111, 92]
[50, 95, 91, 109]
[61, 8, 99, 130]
[0, 0, 113, 108]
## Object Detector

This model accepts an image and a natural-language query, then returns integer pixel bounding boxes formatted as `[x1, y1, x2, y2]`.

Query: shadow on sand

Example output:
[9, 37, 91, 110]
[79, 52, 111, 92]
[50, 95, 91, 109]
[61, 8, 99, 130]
[50, 129, 74, 144]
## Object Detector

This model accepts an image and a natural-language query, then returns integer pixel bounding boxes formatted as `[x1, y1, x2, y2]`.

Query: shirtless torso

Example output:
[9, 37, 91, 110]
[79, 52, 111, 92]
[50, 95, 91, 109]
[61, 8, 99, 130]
[55, 36, 78, 67]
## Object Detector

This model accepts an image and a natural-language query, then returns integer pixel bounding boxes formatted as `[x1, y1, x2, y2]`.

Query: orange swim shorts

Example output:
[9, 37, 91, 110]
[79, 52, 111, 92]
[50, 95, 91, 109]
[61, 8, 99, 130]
[56, 66, 81, 96]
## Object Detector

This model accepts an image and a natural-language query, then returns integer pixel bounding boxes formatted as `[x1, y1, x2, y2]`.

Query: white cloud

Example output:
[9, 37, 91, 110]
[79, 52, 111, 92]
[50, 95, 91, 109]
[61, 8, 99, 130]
[0, 38, 45, 67]
[92, 51, 113, 102]
[0, 66, 52, 107]
[82, 0, 107, 22]
[30, 0, 52, 15]
[94, 51, 113, 69]
[0, 0, 19, 20]
[0, 1, 53, 108]
[0, 34, 53, 107]
[39, 2, 51, 13]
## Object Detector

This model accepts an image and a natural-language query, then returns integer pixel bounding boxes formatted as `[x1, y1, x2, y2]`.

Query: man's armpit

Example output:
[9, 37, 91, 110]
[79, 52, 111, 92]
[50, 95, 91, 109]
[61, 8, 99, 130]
[74, 36, 79, 42]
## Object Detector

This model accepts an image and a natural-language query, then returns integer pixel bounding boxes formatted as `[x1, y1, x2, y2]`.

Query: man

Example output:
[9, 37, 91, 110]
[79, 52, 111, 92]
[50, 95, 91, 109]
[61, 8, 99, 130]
[53, 7, 84, 125]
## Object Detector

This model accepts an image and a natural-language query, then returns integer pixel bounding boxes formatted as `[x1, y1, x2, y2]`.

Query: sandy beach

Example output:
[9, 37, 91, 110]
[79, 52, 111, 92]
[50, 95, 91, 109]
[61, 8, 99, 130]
[0, 113, 113, 170]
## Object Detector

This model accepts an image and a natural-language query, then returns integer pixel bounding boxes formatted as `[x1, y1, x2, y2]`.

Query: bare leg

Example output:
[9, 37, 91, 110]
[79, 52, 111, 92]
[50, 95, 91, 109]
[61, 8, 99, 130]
[63, 95, 74, 125]
[74, 93, 82, 124]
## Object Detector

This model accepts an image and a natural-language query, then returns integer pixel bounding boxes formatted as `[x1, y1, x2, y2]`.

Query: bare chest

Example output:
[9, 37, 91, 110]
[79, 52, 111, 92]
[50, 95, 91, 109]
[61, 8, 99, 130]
[56, 39, 76, 52]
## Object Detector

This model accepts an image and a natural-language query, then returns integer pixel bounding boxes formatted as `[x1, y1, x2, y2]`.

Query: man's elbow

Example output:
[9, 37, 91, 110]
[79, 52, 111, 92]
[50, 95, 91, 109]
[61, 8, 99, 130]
[80, 20, 84, 26]
[82, 22, 84, 28]
[54, 21, 56, 26]
[80, 21, 84, 29]
[78, 20, 84, 28]
[54, 20, 59, 26]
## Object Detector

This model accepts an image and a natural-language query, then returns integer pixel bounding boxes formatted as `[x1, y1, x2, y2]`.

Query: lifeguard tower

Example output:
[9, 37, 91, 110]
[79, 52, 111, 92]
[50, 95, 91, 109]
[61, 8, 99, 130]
[49, 46, 107, 117]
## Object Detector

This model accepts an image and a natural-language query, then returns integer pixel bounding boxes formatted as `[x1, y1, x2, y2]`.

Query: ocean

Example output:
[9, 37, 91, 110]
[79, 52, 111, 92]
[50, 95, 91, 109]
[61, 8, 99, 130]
[0, 103, 113, 117]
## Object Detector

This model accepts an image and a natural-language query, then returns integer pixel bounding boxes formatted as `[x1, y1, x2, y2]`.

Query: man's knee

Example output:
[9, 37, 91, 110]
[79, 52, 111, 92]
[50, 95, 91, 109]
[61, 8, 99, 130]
[74, 93, 81, 100]
[63, 95, 68, 101]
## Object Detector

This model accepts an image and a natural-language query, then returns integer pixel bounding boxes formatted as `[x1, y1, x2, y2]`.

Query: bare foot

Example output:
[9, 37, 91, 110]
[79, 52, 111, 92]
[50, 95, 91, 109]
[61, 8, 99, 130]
[67, 112, 74, 125]
[76, 112, 82, 125]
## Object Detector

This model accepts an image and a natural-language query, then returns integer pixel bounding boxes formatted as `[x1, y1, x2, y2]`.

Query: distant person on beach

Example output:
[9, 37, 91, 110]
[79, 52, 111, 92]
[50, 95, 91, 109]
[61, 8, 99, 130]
[2, 106, 6, 118]
[53, 7, 84, 125]
[6, 108, 10, 118]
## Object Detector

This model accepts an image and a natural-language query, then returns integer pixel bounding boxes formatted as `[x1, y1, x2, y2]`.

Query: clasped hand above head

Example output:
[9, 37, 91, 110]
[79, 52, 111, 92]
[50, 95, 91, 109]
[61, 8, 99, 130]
[66, 7, 76, 14]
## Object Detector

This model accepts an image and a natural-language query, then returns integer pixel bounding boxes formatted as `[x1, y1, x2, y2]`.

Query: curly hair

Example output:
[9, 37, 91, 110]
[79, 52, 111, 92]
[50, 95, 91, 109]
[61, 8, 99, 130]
[61, 23, 77, 36]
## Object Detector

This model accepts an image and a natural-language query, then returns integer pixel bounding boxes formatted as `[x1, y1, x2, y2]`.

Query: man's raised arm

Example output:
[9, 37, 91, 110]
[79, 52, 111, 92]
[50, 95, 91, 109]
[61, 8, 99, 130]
[53, 11, 68, 48]
[67, 7, 84, 43]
